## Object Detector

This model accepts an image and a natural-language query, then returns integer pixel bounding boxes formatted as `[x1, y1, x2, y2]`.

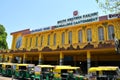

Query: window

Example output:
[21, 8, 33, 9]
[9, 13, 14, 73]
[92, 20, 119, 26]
[35, 36, 38, 47]
[30, 37, 32, 47]
[16, 36, 22, 49]
[108, 25, 114, 40]
[54, 34, 56, 46]
[87, 29, 92, 42]
[68, 31, 72, 44]
[26, 38, 28, 48]
[62, 32, 65, 45]
[98, 27, 104, 41]
[40, 36, 43, 47]
[47, 35, 50, 46]
[78, 30, 82, 43]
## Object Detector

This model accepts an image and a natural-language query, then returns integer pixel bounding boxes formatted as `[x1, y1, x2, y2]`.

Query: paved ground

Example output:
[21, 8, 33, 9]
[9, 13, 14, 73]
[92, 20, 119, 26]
[0, 75, 17, 80]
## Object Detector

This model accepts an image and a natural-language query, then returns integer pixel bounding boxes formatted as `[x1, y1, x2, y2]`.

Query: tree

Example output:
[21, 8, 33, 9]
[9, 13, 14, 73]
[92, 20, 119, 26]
[0, 24, 8, 49]
[96, 0, 120, 13]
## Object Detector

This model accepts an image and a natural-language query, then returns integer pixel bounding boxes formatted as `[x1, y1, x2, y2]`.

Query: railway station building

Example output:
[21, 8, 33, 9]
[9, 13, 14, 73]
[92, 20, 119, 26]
[0, 12, 120, 73]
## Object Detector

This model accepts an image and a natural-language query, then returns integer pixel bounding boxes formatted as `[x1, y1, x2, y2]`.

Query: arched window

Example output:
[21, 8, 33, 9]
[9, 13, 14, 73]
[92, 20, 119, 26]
[54, 34, 56, 46]
[87, 29, 92, 42]
[62, 32, 65, 45]
[16, 36, 22, 49]
[40, 36, 43, 47]
[30, 37, 32, 47]
[78, 30, 82, 43]
[108, 25, 114, 40]
[35, 36, 38, 47]
[98, 27, 104, 41]
[25, 38, 28, 48]
[68, 31, 72, 44]
[47, 35, 50, 46]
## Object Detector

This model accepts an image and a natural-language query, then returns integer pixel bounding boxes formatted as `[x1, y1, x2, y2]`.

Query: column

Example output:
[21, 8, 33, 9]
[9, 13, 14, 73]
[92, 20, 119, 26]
[0, 54, 3, 62]
[59, 52, 64, 65]
[23, 54, 26, 63]
[9, 55, 13, 63]
[87, 51, 91, 73]
[18, 57, 22, 63]
[39, 53, 42, 65]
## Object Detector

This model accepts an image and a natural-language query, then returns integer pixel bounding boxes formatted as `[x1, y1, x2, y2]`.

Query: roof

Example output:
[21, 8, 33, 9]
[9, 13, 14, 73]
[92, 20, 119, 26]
[54, 65, 80, 70]
[10, 29, 30, 35]
[37, 65, 54, 68]
[88, 66, 119, 72]
[15, 63, 34, 67]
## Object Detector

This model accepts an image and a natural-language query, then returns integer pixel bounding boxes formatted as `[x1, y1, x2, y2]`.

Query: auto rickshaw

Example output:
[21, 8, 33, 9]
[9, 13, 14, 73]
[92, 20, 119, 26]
[0, 63, 3, 74]
[13, 63, 35, 79]
[88, 66, 120, 80]
[32, 65, 55, 80]
[1, 63, 14, 77]
[53, 65, 86, 80]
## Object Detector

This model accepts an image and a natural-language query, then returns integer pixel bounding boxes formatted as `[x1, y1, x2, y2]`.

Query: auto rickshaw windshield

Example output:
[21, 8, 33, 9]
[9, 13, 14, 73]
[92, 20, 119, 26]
[6, 65, 12, 68]
[74, 68, 82, 75]
[19, 66, 27, 70]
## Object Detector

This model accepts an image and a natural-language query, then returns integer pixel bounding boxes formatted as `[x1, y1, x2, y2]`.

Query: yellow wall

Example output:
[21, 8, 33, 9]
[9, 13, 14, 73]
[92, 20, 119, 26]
[11, 18, 120, 51]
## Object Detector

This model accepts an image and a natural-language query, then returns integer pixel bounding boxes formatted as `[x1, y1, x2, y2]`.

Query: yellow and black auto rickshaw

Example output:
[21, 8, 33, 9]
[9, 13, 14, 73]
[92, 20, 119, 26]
[1, 63, 14, 77]
[0, 63, 3, 74]
[32, 65, 55, 80]
[88, 66, 120, 80]
[53, 65, 86, 80]
[13, 63, 35, 79]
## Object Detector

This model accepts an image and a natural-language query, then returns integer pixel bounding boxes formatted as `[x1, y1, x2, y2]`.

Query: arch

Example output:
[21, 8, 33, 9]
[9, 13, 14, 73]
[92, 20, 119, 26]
[62, 32, 65, 45]
[98, 26, 104, 41]
[68, 31, 72, 44]
[87, 28, 92, 42]
[108, 25, 114, 40]
[78, 30, 83, 43]
[54, 33, 56, 46]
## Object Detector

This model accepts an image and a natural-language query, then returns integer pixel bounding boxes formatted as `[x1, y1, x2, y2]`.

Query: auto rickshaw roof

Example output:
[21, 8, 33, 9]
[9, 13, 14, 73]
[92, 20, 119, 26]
[1, 63, 14, 65]
[88, 66, 119, 72]
[15, 63, 35, 67]
[37, 65, 54, 68]
[70, 66, 80, 69]
[54, 65, 79, 70]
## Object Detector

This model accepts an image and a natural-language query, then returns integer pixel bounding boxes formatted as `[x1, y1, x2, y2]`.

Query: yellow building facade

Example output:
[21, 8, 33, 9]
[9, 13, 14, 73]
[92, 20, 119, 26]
[0, 13, 120, 73]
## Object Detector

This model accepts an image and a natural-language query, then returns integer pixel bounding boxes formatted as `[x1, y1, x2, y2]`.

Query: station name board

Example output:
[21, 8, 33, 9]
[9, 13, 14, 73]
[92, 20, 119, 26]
[52, 12, 98, 29]
[31, 12, 99, 33]
[108, 13, 120, 19]
[31, 27, 51, 33]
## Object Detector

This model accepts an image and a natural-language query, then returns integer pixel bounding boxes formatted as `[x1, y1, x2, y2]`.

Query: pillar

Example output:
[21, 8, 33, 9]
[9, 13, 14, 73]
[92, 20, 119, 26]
[59, 52, 64, 65]
[87, 51, 91, 73]
[39, 53, 42, 65]
[23, 54, 26, 63]
[9, 55, 13, 63]
[0, 54, 3, 62]
[18, 57, 22, 63]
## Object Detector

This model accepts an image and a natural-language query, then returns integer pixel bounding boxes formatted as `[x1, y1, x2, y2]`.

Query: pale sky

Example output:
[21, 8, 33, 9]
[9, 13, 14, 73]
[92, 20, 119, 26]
[0, 0, 107, 49]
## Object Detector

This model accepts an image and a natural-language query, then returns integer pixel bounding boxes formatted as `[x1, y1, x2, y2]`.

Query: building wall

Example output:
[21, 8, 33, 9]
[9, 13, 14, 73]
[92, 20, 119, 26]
[11, 18, 120, 51]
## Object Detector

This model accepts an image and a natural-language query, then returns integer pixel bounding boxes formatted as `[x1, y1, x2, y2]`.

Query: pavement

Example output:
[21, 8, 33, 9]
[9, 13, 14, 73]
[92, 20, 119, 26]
[0, 75, 17, 80]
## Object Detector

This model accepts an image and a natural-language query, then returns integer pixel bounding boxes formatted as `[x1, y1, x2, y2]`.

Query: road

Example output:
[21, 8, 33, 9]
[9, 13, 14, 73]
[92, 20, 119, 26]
[0, 75, 17, 80]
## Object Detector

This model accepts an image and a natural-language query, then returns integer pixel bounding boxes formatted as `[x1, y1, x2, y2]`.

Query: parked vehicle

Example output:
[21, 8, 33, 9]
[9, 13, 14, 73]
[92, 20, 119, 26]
[53, 65, 86, 80]
[88, 66, 120, 80]
[32, 65, 55, 80]
[0, 63, 3, 74]
[13, 63, 34, 79]
[1, 63, 14, 77]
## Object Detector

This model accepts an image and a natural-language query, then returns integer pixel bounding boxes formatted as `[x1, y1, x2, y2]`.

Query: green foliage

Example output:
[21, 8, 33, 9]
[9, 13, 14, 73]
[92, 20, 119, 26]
[0, 24, 8, 50]
[96, 0, 120, 13]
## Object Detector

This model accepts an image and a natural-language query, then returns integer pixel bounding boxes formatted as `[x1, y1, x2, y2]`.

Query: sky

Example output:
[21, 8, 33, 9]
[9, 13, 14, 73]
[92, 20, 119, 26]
[0, 0, 107, 49]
